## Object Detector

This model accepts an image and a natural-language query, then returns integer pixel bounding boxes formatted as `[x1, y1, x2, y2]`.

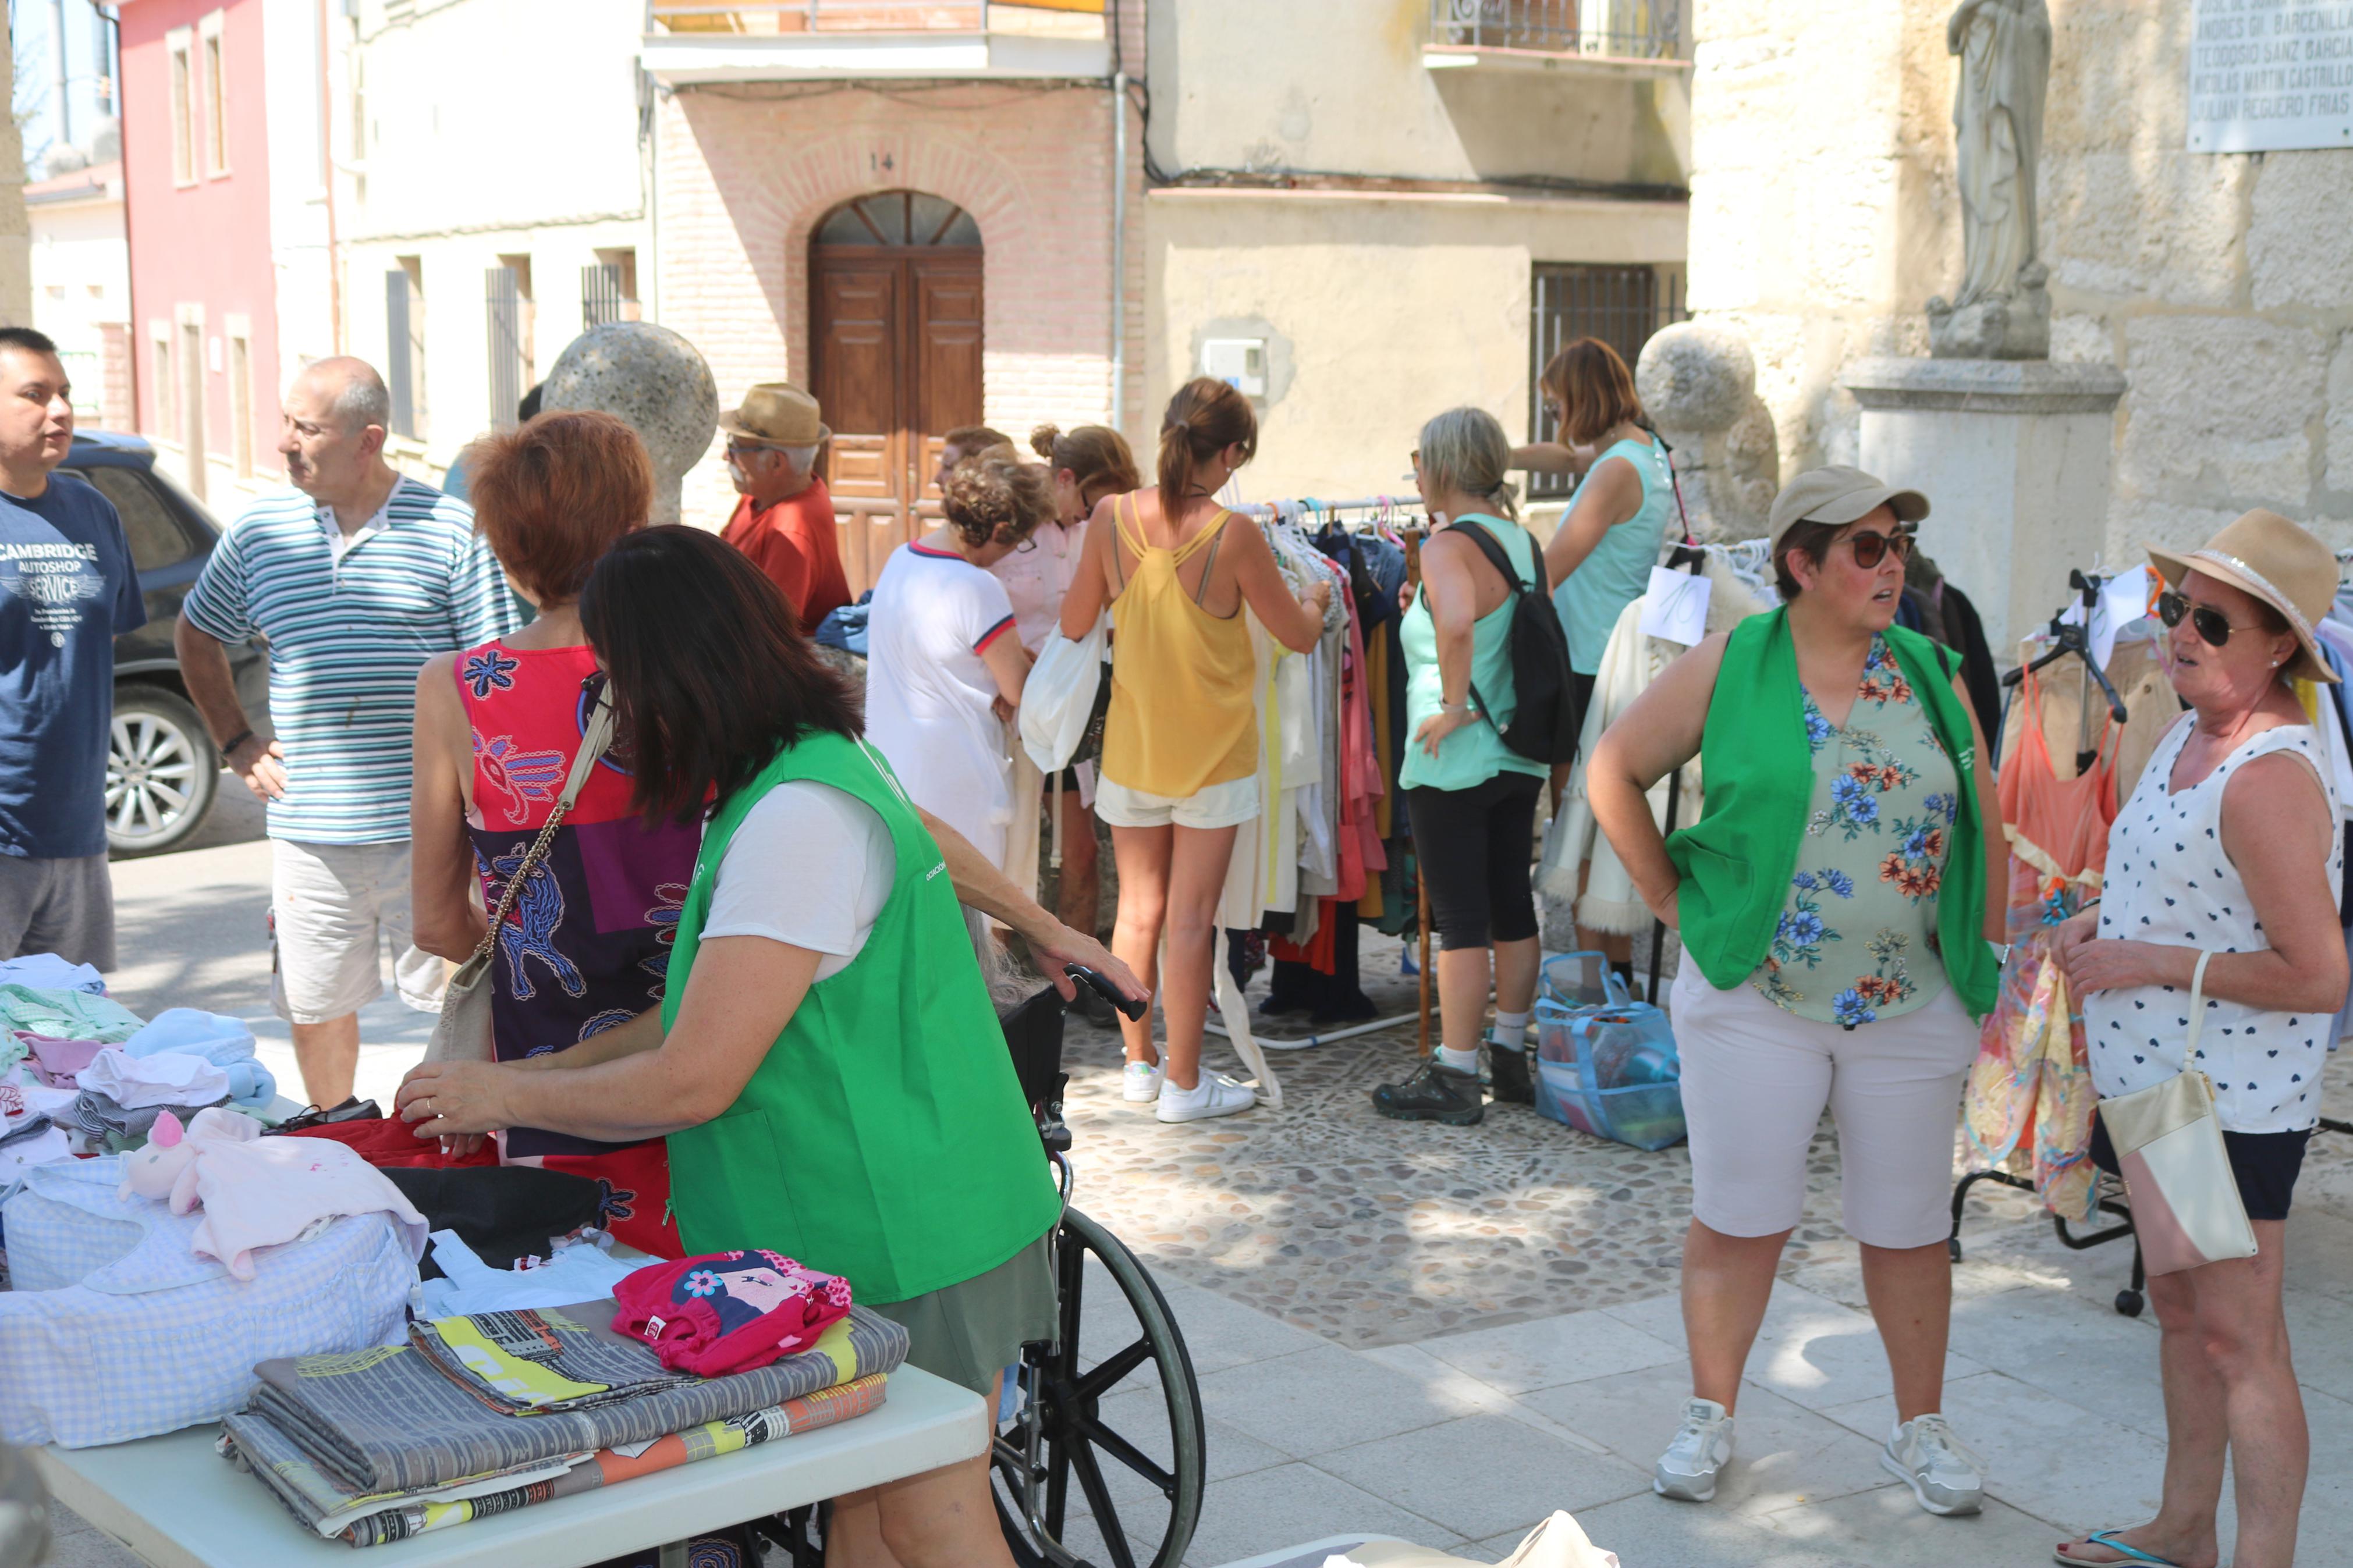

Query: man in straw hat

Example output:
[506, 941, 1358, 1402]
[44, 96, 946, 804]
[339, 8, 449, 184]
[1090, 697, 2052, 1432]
[718, 382, 851, 634]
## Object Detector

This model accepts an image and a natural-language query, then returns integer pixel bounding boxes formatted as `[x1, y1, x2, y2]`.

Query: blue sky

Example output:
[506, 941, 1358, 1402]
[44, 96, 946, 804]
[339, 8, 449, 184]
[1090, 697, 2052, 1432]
[10, 0, 119, 175]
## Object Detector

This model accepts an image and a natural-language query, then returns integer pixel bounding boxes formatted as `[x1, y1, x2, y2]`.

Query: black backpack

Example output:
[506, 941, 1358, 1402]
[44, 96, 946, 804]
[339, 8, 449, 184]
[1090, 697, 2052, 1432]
[1443, 520, 1581, 765]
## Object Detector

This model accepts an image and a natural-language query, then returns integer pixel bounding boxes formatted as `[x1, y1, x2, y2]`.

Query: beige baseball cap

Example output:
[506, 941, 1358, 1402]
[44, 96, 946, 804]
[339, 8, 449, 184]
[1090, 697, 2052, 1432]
[1767, 465, 1930, 554]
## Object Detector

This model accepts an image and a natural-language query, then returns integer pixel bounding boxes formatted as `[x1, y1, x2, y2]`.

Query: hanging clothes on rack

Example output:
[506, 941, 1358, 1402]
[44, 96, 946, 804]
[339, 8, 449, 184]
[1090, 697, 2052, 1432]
[1964, 664, 2119, 1222]
[1539, 553, 1770, 926]
[1903, 549, 2003, 740]
[1997, 630, 2180, 803]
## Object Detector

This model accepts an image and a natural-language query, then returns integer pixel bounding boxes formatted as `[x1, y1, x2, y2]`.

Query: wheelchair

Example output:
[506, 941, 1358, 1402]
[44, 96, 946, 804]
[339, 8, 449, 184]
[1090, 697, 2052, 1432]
[763, 970, 1208, 1568]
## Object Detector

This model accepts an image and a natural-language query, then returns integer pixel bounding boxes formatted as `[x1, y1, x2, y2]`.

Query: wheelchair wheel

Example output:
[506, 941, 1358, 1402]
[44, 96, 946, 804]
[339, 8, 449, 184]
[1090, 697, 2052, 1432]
[994, 1207, 1206, 1568]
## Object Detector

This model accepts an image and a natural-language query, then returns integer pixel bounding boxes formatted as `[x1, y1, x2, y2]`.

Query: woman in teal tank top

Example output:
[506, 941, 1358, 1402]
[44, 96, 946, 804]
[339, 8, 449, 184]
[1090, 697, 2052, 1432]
[1371, 408, 1549, 1128]
[396, 527, 1145, 1568]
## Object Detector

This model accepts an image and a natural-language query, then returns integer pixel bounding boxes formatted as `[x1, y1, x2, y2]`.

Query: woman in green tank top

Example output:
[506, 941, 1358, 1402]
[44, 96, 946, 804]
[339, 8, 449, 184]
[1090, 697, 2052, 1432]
[397, 527, 1145, 1568]
[1511, 336, 1676, 980]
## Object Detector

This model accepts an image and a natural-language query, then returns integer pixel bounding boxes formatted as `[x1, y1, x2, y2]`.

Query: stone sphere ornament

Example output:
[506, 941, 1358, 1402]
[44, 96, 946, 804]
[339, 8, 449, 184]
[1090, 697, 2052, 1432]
[1635, 321, 1755, 435]
[541, 322, 719, 525]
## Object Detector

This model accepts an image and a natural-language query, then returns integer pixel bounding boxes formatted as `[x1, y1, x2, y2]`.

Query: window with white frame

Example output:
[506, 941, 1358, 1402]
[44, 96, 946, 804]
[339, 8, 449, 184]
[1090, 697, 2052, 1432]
[167, 30, 194, 185]
[200, 12, 229, 177]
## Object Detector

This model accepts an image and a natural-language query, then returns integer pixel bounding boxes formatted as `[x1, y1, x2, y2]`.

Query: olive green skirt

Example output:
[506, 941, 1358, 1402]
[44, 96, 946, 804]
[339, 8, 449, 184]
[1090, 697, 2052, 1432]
[870, 1229, 1058, 1396]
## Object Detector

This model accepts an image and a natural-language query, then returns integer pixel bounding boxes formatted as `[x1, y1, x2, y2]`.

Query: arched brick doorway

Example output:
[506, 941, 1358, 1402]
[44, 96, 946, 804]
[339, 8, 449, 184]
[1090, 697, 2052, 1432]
[810, 190, 983, 593]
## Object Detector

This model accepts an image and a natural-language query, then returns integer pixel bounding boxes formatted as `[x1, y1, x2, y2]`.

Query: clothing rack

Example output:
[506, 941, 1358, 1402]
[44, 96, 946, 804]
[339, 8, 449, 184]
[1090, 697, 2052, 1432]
[2000, 569, 2131, 723]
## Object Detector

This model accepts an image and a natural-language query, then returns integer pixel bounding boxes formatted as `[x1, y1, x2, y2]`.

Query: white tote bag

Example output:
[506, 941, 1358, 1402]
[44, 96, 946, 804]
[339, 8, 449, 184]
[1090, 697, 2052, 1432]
[1018, 617, 1106, 775]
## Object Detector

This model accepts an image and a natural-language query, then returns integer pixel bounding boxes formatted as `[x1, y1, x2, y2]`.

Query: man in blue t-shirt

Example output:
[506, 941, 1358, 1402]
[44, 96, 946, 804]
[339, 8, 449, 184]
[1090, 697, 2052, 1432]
[0, 327, 145, 969]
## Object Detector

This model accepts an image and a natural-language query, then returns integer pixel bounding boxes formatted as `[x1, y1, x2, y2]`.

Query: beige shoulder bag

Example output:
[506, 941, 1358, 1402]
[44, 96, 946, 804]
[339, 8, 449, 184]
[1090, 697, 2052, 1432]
[423, 689, 618, 1066]
[2094, 951, 2260, 1275]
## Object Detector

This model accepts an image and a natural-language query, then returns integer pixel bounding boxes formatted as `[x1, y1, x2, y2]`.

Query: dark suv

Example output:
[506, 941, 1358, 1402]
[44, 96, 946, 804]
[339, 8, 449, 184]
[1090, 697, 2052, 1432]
[65, 431, 269, 858]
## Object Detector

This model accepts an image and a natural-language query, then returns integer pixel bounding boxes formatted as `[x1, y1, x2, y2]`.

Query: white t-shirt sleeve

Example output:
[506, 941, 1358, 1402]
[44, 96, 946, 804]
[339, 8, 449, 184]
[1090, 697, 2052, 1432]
[702, 781, 896, 982]
[968, 568, 1018, 655]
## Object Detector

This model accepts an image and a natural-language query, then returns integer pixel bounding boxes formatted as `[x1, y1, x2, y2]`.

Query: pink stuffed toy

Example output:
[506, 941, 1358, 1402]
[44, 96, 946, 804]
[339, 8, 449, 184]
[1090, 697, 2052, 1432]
[116, 1108, 201, 1206]
[112, 1106, 428, 1279]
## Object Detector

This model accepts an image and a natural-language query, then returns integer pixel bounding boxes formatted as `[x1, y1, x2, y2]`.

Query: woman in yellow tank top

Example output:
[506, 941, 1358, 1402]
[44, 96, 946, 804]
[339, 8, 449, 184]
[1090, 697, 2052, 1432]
[1059, 379, 1330, 1124]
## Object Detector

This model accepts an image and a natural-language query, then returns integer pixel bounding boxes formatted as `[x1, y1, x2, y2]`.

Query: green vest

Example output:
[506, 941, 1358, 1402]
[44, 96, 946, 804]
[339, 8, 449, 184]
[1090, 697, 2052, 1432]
[662, 730, 1061, 1304]
[1667, 609, 1999, 1019]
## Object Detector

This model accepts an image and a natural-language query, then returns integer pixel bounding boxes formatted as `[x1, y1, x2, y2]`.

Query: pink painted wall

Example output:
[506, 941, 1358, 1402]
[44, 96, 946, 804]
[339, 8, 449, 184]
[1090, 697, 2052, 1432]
[116, 0, 281, 480]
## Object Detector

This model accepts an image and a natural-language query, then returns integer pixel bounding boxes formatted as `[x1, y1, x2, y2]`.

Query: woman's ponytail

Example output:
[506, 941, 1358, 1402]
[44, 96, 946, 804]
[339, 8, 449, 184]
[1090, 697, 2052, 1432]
[1157, 378, 1257, 502]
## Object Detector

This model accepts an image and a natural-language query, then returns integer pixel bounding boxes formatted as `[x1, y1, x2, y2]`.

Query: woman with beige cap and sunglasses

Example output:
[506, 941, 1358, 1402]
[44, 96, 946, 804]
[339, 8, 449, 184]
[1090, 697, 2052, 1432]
[2050, 510, 2346, 1568]
[1588, 466, 2005, 1519]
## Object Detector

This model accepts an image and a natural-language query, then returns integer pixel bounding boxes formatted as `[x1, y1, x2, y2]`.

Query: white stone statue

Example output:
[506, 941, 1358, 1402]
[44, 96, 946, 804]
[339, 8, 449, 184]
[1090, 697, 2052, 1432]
[1928, 0, 2053, 360]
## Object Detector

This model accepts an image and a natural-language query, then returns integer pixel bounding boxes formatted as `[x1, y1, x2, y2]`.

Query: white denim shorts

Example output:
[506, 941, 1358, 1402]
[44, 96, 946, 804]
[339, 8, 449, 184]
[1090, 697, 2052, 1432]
[1671, 961, 1977, 1249]
[269, 838, 445, 1025]
[1092, 773, 1260, 831]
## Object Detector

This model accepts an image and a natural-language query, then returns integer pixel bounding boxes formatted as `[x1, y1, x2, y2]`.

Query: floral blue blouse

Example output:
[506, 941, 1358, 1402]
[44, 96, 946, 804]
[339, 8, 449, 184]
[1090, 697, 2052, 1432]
[1751, 635, 1960, 1026]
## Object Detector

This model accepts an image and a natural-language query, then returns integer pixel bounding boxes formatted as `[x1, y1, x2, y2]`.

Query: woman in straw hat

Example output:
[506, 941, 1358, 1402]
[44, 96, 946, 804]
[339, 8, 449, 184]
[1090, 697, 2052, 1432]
[1588, 466, 2005, 1518]
[2053, 510, 2347, 1568]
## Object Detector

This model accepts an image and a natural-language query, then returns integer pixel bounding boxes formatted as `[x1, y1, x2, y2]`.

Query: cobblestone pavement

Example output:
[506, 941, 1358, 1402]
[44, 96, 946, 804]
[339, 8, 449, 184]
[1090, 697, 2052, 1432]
[1060, 930, 1857, 1349]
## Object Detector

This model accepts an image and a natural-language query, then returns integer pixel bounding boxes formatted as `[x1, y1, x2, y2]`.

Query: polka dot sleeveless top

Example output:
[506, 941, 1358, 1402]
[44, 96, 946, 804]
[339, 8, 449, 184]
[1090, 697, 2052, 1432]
[2083, 714, 2343, 1133]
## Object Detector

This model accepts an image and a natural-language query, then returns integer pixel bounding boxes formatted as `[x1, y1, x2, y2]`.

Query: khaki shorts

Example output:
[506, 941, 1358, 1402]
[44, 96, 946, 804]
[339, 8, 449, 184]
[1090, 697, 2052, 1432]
[269, 838, 445, 1025]
[1093, 772, 1259, 831]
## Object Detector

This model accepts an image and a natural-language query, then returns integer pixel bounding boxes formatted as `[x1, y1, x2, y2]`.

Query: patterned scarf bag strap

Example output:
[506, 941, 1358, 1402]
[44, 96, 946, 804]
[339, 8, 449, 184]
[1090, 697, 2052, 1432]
[423, 689, 617, 1065]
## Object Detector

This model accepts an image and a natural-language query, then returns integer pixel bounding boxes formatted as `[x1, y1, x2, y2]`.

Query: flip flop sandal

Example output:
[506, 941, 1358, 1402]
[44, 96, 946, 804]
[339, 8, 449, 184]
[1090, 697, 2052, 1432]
[2053, 1530, 2183, 1567]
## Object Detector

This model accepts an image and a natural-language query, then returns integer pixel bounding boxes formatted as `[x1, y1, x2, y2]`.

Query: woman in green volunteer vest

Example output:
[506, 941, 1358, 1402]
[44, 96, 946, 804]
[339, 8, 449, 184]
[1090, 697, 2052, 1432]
[398, 525, 1144, 1568]
[1585, 468, 2006, 1519]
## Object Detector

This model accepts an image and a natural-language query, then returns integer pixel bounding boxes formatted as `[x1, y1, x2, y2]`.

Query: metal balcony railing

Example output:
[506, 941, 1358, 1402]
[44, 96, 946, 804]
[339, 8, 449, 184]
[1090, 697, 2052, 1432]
[1428, 0, 1683, 61]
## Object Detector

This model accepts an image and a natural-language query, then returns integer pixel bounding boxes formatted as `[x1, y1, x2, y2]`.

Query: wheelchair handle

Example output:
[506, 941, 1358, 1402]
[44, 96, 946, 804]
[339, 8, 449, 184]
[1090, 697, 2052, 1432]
[1066, 964, 1148, 1022]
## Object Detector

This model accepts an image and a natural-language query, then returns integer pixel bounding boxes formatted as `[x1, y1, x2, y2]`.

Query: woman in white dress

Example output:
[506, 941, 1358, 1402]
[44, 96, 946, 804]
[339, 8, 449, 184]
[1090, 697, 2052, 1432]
[2054, 510, 2348, 1568]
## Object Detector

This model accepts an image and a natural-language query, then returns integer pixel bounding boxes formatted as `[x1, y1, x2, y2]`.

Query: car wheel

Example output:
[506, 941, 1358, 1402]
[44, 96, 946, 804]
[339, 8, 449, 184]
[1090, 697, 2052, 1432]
[107, 685, 219, 858]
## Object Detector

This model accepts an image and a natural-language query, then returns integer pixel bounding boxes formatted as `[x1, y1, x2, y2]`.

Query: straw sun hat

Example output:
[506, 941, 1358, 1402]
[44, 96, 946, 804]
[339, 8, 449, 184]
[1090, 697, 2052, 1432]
[2146, 509, 2344, 685]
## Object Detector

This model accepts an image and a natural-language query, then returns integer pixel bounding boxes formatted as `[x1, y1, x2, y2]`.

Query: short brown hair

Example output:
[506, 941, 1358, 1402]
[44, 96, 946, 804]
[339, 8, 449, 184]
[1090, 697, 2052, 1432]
[942, 425, 1012, 461]
[465, 410, 652, 605]
[1773, 518, 1843, 599]
[1031, 422, 1140, 497]
[1539, 337, 1648, 447]
[942, 452, 1055, 551]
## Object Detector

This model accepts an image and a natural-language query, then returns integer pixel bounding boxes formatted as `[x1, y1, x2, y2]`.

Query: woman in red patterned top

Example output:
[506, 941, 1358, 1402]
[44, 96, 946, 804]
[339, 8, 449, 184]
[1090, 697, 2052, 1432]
[410, 410, 694, 1254]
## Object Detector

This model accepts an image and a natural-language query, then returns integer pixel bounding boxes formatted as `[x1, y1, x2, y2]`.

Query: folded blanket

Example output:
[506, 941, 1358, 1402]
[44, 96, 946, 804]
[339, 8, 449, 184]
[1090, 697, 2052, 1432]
[78, 1049, 232, 1111]
[71, 1089, 229, 1144]
[0, 986, 143, 1044]
[119, 1009, 259, 1068]
[0, 955, 107, 994]
[222, 1373, 889, 1547]
[17, 1034, 104, 1087]
[247, 1299, 908, 1493]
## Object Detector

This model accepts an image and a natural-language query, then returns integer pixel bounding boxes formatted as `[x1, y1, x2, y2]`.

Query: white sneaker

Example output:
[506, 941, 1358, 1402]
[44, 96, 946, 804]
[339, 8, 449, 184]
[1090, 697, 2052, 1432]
[1155, 1070, 1257, 1123]
[1121, 1061, 1165, 1103]
[1882, 1414, 1984, 1515]
[1653, 1397, 1734, 1502]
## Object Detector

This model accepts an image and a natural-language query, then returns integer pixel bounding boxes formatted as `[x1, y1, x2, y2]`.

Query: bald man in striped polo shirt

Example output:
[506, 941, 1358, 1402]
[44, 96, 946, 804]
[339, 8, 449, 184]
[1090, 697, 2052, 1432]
[176, 357, 520, 1105]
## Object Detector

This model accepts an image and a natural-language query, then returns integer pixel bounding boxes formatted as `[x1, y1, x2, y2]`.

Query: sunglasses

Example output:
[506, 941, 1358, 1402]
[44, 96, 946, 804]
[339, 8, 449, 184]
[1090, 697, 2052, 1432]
[1842, 528, 1915, 569]
[2157, 589, 2267, 650]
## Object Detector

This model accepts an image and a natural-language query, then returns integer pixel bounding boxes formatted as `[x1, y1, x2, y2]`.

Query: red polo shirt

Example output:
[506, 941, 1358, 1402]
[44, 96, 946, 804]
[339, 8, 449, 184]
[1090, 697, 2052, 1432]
[721, 476, 851, 633]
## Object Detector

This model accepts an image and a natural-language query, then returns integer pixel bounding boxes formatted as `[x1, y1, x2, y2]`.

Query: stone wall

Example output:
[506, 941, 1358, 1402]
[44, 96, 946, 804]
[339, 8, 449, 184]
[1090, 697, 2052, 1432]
[1687, 0, 2353, 566]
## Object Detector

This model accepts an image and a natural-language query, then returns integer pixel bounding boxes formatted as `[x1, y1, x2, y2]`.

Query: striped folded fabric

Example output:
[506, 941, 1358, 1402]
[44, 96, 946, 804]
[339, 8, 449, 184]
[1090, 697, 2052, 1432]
[221, 1373, 890, 1548]
[244, 1298, 909, 1495]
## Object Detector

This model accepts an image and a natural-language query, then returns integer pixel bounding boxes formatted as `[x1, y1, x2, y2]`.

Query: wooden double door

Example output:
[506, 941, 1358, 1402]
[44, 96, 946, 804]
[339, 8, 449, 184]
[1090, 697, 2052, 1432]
[811, 198, 984, 596]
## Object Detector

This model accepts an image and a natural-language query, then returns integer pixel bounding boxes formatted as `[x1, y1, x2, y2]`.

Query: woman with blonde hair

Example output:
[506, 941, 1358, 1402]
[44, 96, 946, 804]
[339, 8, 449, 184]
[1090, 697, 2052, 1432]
[864, 451, 1056, 869]
[992, 424, 1143, 955]
[1368, 407, 1549, 1125]
[1059, 378, 1329, 1123]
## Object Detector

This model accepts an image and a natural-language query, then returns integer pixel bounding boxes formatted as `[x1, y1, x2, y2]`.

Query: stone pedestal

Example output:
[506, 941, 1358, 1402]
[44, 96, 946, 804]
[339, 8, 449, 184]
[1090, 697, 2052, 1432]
[1839, 357, 2126, 653]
